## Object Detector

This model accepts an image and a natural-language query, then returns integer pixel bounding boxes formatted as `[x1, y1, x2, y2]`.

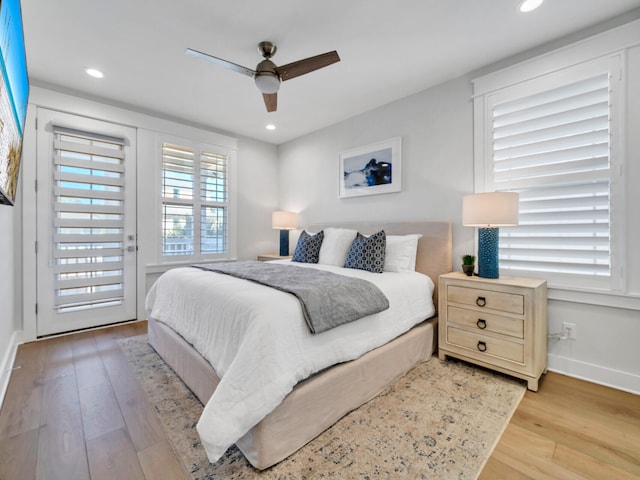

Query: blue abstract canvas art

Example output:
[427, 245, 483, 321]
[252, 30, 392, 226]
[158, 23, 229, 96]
[339, 137, 401, 198]
[343, 147, 393, 189]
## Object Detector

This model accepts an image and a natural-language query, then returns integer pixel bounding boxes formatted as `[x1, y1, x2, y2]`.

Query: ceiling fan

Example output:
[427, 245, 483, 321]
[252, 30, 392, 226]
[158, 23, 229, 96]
[185, 41, 340, 112]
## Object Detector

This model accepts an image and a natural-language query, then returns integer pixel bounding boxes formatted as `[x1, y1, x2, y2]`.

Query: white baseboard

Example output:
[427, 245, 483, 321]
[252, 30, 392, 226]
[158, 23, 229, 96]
[0, 330, 22, 411]
[548, 353, 640, 395]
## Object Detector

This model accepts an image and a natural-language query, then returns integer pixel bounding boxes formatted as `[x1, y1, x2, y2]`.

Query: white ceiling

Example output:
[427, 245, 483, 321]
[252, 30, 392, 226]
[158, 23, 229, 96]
[22, 0, 640, 145]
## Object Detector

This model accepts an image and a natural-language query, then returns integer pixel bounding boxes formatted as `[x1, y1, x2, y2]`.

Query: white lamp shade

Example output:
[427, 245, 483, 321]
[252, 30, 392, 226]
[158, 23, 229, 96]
[462, 192, 519, 227]
[272, 211, 297, 230]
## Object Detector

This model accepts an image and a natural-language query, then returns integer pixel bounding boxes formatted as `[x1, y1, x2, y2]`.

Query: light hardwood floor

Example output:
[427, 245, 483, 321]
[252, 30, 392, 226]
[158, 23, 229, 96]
[480, 371, 640, 479]
[0, 321, 189, 480]
[0, 321, 638, 479]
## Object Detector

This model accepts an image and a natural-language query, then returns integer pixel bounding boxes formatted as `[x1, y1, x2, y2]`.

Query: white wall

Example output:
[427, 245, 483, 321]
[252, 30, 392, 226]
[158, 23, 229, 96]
[0, 205, 19, 404]
[0, 207, 15, 342]
[278, 22, 640, 393]
[236, 136, 281, 259]
[278, 75, 476, 266]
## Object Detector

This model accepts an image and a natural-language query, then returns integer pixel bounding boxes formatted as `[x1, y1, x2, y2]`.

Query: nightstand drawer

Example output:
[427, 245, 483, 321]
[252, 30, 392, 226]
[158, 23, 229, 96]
[447, 306, 524, 338]
[447, 285, 524, 315]
[447, 327, 524, 363]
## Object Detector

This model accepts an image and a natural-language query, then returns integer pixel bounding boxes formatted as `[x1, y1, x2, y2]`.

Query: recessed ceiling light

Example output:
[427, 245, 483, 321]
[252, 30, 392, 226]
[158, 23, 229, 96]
[519, 0, 543, 13]
[85, 68, 104, 78]
[266, 124, 276, 130]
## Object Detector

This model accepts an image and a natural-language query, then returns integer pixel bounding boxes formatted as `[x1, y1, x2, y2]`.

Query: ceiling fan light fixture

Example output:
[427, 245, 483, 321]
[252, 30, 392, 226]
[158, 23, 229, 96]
[255, 72, 281, 94]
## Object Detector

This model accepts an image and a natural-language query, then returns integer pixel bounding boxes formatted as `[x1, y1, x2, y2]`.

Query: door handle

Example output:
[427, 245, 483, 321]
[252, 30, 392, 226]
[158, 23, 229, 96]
[127, 245, 137, 252]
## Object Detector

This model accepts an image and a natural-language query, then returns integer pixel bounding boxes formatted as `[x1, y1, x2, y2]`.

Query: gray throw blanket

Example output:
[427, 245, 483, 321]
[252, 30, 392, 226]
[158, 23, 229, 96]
[193, 261, 389, 334]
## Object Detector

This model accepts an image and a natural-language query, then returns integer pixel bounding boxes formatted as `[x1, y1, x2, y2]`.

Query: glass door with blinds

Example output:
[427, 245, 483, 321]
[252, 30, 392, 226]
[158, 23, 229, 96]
[35, 109, 137, 336]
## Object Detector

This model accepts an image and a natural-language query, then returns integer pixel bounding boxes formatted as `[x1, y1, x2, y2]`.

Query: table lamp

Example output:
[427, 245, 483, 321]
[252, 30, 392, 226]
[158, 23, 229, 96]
[272, 211, 298, 256]
[462, 192, 519, 279]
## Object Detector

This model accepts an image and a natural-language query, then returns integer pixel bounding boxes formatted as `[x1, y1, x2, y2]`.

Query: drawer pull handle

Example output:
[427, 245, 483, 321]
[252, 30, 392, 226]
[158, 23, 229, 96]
[476, 319, 487, 329]
[477, 341, 487, 352]
[476, 296, 487, 307]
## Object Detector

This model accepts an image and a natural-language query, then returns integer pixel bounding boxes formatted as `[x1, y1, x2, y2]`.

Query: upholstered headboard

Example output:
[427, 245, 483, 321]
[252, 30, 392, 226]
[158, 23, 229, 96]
[304, 221, 453, 307]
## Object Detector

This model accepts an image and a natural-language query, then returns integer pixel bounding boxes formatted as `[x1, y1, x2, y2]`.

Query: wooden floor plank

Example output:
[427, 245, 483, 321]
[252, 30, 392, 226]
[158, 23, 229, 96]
[552, 443, 640, 480]
[78, 382, 125, 441]
[138, 439, 190, 480]
[86, 428, 146, 480]
[512, 398, 640, 475]
[539, 374, 640, 423]
[42, 336, 75, 382]
[95, 333, 165, 452]
[71, 332, 109, 391]
[479, 457, 534, 480]
[491, 446, 588, 480]
[519, 388, 640, 446]
[37, 374, 90, 480]
[496, 423, 556, 460]
[0, 428, 39, 480]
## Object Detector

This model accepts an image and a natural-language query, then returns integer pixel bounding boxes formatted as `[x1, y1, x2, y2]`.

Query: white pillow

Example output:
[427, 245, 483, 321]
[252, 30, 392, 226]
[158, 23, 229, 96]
[318, 227, 358, 266]
[384, 234, 422, 272]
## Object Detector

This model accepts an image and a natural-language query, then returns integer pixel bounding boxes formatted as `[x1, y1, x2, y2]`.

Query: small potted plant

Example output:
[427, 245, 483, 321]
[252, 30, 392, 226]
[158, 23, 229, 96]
[462, 254, 475, 276]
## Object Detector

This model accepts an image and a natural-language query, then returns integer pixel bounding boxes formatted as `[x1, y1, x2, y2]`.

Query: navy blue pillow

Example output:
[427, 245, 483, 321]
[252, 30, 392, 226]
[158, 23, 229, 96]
[344, 230, 386, 273]
[292, 230, 324, 263]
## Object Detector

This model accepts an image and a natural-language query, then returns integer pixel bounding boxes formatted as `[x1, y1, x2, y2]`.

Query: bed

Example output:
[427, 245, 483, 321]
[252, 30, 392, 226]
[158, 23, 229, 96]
[145, 221, 452, 470]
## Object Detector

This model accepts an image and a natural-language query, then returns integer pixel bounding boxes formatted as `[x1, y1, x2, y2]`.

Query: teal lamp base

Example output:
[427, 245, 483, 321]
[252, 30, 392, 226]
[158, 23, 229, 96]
[478, 227, 499, 279]
[279, 230, 289, 256]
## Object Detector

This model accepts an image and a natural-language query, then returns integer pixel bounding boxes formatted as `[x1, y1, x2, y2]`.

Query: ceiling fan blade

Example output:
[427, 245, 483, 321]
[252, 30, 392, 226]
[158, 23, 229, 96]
[263, 93, 278, 112]
[185, 48, 255, 78]
[276, 51, 340, 81]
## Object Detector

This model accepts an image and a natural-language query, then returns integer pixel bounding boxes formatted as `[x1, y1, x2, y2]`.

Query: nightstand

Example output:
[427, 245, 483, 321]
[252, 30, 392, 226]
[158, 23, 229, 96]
[257, 254, 292, 261]
[438, 272, 547, 391]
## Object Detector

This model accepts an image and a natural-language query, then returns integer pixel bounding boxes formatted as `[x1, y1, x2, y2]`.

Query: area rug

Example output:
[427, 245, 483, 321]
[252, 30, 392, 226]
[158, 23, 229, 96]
[118, 335, 525, 479]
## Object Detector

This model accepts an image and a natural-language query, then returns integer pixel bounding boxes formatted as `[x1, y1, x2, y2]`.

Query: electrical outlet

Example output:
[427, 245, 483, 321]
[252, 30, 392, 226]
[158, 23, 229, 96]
[562, 322, 577, 340]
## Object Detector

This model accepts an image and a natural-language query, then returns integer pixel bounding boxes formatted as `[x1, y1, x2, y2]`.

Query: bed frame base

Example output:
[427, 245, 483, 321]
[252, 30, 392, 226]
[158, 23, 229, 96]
[148, 316, 437, 470]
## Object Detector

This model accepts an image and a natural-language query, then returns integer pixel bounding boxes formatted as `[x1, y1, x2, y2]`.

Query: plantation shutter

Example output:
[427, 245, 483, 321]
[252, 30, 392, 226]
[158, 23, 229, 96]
[52, 126, 126, 310]
[200, 151, 227, 254]
[161, 143, 195, 255]
[490, 72, 612, 279]
[161, 143, 229, 257]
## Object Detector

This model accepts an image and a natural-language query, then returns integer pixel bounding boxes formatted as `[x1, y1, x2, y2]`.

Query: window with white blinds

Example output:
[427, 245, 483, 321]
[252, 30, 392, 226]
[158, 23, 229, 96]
[53, 127, 126, 311]
[161, 143, 228, 258]
[477, 56, 622, 290]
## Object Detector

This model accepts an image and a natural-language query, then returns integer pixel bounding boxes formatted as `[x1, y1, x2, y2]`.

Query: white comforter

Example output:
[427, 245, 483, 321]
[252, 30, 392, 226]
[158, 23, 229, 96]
[145, 260, 434, 463]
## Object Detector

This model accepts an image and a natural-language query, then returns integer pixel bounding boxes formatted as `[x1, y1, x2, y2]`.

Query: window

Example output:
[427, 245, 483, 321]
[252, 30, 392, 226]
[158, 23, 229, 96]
[161, 141, 233, 260]
[474, 55, 623, 291]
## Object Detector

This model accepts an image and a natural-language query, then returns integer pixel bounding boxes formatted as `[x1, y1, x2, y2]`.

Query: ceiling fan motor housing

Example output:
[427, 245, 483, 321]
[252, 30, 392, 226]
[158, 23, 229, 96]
[254, 59, 281, 93]
[258, 41, 277, 59]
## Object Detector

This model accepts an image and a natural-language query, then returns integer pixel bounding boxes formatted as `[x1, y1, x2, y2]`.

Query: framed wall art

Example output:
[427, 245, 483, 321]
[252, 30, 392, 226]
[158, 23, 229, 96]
[339, 137, 401, 198]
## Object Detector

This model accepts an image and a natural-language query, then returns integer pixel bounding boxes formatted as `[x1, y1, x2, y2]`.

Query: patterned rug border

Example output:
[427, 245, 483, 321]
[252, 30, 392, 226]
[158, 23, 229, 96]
[118, 334, 525, 480]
